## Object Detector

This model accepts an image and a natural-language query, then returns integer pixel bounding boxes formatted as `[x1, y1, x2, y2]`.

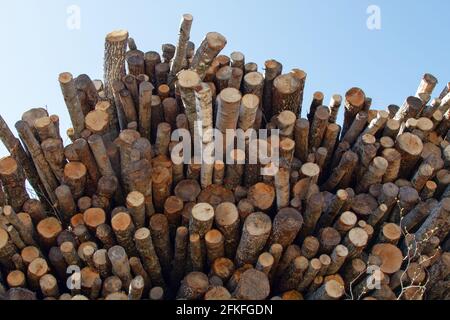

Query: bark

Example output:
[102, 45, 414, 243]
[215, 202, 240, 259]
[191, 32, 227, 80]
[235, 212, 272, 267]
[0, 157, 30, 211]
[272, 73, 302, 116]
[59, 73, 86, 138]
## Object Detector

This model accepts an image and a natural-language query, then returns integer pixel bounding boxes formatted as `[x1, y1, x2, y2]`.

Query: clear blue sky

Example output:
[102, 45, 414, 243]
[1, 0, 449, 156]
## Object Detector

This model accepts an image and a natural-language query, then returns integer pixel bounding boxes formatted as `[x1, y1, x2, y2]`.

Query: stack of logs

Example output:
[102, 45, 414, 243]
[0, 14, 449, 301]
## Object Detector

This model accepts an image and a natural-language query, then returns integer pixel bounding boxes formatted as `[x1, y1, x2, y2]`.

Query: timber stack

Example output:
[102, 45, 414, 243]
[0, 14, 449, 301]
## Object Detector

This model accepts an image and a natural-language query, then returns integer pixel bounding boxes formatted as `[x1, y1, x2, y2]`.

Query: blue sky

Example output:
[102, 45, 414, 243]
[1, 0, 449, 156]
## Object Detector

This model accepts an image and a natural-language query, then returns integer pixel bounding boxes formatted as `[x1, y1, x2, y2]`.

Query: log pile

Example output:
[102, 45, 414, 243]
[0, 15, 449, 301]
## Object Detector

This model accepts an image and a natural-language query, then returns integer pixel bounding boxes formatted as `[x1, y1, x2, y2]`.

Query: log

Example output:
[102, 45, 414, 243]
[328, 94, 342, 124]
[27, 258, 48, 291]
[63, 162, 87, 199]
[342, 88, 366, 136]
[272, 73, 302, 116]
[216, 88, 242, 134]
[104, 30, 128, 103]
[233, 269, 270, 300]
[294, 119, 310, 162]
[149, 214, 173, 275]
[395, 133, 424, 178]
[177, 272, 209, 300]
[107, 246, 132, 290]
[59, 73, 86, 138]
[394, 96, 423, 123]
[215, 202, 240, 259]
[263, 60, 283, 119]
[415, 198, 450, 245]
[0, 157, 30, 211]
[307, 279, 344, 300]
[205, 230, 225, 265]
[268, 207, 303, 249]
[111, 212, 137, 257]
[36, 217, 62, 250]
[191, 32, 227, 80]
[190, 203, 215, 238]
[247, 183, 275, 212]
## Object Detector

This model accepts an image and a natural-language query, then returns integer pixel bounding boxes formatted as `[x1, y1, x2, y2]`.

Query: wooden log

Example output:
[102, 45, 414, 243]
[168, 14, 194, 86]
[189, 203, 215, 238]
[125, 191, 146, 230]
[334, 211, 357, 237]
[36, 217, 62, 250]
[299, 193, 324, 239]
[394, 96, 423, 123]
[328, 94, 342, 124]
[123, 159, 154, 217]
[307, 279, 344, 300]
[297, 258, 322, 292]
[190, 32, 227, 80]
[308, 91, 325, 123]
[277, 256, 309, 293]
[395, 133, 424, 178]
[92, 176, 118, 212]
[60, 241, 81, 266]
[268, 207, 303, 249]
[170, 226, 189, 288]
[205, 230, 225, 265]
[318, 227, 341, 254]
[356, 157, 388, 193]
[372, 243, 403, 275]
[59, 73, 86, 138]
[104, 30, 128, 103]
[107, 246, 132, 290]
[73, 138, 100, 193]
[0, 157, 30, 211]
[415, 198, 450, 245]
[0, 115, 48, 205]
[63, 162, 87, 199]
[0, 228, 17, 270]
[189, 233, 204, 272]
[299, 236, 319, 260]
[233, 269, 270, 300]
[134, 228, 165, 288]
[216, 88, 242, 134]
[235, 212, 272, 267]
[82, 208, 106, 234]
[111, 212, 137, 257]
[377, 223, 402, 245]
[215, 202, 240, 259]
[177, 70, 201, 136]
[322, 151, 358, 192]
[262, 60, 283, 119]
[149, 214, 173, 276]
[177, 272, 209, 300]
[294, 119, 309, 162]
[381, 148, 402, 183]
[247, 183, 275, 212]
[34, 117, 60, 142]
[239, 94, 259, 131]
[27, 258, 48, 291]
[317, 189, 348, 230]
[77, 196, 92, 214]
[7, 270, 26, 289]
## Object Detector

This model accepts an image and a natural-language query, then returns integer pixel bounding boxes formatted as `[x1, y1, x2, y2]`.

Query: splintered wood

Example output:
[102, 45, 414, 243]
[0, 15, 449, 301]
